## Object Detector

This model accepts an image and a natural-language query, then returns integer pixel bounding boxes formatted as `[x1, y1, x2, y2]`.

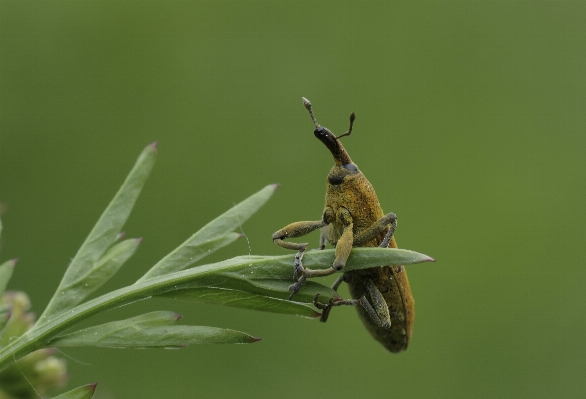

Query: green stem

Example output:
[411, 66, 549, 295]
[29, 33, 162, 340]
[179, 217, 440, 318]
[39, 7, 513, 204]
[0, 259, 234, 371]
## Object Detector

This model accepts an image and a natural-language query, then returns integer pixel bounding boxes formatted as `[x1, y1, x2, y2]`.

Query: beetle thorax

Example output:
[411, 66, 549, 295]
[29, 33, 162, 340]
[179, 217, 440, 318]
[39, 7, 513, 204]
[325, 168, 385, 241]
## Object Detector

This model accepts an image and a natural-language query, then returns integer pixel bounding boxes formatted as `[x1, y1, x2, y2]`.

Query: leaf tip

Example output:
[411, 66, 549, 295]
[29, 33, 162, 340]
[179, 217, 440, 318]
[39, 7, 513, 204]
[269, 183, 280, 190]
[135, 237, 144, 245]
[173, 313, 183, 321]
[251, 337, 263, 343]
[424, 256, 436, 263]
[89, 382, 98, 391]
[149, 141, 158, 150]
[9, 258, 18, 267]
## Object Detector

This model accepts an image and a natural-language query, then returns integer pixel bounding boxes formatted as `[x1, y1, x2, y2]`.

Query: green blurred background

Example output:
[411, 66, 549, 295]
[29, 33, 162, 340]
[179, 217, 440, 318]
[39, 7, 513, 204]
[1, 1, 585, 398]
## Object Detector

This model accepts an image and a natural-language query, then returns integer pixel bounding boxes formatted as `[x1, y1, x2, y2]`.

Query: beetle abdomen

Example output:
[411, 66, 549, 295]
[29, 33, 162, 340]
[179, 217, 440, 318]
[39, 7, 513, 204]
[345, 263, 414, 353]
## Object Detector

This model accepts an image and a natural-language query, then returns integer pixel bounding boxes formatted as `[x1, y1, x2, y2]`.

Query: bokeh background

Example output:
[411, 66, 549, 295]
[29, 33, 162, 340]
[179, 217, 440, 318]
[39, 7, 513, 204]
[1, 2, 585, 398]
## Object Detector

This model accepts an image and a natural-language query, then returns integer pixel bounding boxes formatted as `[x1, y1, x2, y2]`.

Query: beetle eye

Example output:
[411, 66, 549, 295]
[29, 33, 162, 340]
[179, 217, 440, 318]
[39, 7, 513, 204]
[328, 175, 344, 185]
[343, 163, 358, 172]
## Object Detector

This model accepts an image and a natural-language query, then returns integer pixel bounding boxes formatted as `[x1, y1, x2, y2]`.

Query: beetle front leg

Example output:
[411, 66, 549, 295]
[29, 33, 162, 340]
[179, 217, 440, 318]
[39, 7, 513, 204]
[272, 219, 327, 282]
[291, 207, 353, 286]
[272, 208, 335, 299]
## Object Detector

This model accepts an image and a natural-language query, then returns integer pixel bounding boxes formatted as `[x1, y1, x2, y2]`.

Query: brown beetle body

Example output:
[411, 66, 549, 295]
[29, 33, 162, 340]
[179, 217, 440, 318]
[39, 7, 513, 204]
[272, 98, 414, 352]
[322, 159, 414, 352]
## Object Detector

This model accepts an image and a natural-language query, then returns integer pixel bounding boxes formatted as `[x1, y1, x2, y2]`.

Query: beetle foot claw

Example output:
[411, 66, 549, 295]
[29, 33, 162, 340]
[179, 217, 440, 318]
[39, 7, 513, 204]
[292, 248, 306, 282]
[288, 275, 307, 300]
[313, 294, 360, 323]
[313, 294, 340, 323]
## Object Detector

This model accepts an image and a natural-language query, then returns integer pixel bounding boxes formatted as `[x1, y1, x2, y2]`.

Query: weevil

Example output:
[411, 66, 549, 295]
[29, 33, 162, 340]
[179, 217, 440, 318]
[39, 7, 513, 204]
[272, 98, 414, 353]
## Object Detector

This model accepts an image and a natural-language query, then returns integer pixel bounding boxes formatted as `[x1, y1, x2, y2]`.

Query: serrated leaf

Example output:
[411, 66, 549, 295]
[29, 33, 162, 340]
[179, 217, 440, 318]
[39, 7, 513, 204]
[138, 184, 277, 281]
[40, 143, 156, 322]
[0, 259, 16, 298]
[52, 383, 97, 399]
[50, 312, 258, 348]
[159, 286, 320, 317]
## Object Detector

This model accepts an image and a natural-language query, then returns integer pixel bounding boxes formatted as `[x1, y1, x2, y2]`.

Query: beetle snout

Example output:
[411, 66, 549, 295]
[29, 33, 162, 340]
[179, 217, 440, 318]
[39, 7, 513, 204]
[314, 126, 353, 166]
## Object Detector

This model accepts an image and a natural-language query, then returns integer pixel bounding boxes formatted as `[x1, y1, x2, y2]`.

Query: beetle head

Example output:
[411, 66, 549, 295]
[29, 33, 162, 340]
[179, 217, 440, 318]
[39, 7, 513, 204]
[302, 97, 361, 185]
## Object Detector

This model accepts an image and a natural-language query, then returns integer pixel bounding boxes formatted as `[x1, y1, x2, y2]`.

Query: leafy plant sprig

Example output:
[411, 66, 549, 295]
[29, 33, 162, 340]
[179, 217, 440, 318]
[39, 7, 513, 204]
[0, 143, 433, 398]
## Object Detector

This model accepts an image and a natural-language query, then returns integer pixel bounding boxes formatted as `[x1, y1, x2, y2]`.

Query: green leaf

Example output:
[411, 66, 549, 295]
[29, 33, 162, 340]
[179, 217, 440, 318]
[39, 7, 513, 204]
[0, 259, 16, 298]
[153, 247, 433, 306]
[40, 143, 157, 322]
[138, 184, 278, 281]
[159, 286, 320, 318]
[52, 383, 97, 399]
[50, 311, 259, 348]
[0, 247, 432, 370]
[46, 238, 141, 317]
[341, 247, 435, 271]
[138, 233, 240, 282]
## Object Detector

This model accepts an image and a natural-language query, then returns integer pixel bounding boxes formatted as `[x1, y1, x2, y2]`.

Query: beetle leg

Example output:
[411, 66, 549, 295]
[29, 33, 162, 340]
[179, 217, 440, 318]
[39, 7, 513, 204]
[313, 274, 347, 322]
[290, 247, 306, 283]
[319, 231, 327, 250]
[272, 220, 322, 299]
[331, 273, 346, 291]
[314, 274, 358, 324]
[365, 279, 392, 328]
[290, 208, 353, 298]
[314, 293, 360, 323]
[353, 212, 397, 247]
[314, 294, 384, 326]
[314, 278, 391, 329]
[379, 217, 397, 249]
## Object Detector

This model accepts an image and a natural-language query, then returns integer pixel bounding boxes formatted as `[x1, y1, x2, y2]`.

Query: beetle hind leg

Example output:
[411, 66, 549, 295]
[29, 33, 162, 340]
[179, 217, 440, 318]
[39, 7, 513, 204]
[364, 279, 392, 329]
[313, 275, 349, 322]
[314, 277, 391, 329]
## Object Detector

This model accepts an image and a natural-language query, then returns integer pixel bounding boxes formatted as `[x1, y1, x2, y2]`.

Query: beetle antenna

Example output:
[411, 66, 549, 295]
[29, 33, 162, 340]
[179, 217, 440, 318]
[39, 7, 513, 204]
[302, 97, 320, 128]
[336, 113, 355, 139]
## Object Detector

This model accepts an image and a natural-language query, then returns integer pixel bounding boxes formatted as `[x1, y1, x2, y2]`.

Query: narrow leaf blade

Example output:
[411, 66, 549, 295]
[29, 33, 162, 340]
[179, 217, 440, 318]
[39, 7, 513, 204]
[50, 312, 258, 348]
[41, 143, 156, 321]
[138, 184, 277, 281]
[52, 383, 97, 399]
[189, 184, 277, 242]
[153, 247, 433, 313]
[137, 233, 240, 282]
[53, 238, 141, 313]
[14, 247, 432, 366]
[0, 259, 16, 297]
[159, 286, 320, 317]
[333, 247, 435, 271]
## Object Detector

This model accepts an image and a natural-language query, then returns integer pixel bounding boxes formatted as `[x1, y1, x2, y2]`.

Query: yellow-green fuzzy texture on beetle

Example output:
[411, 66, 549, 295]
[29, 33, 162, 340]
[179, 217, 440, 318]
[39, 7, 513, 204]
[272, 97, 415, 353]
